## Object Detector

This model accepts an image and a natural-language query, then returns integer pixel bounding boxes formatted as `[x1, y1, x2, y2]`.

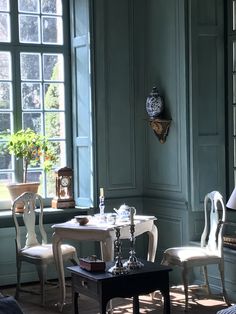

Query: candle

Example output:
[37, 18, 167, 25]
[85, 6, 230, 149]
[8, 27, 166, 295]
[100, 188, 104, 198]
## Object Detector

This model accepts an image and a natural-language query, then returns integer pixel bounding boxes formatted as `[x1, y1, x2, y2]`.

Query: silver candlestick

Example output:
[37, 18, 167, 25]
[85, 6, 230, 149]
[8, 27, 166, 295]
[124, 223, 144, 269]
[108, 226, 129, 275]
[99, 195, 105, 216]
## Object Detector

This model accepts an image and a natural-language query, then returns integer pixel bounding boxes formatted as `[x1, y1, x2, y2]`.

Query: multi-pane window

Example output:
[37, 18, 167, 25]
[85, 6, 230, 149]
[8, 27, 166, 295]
[0, 0, 69, 206]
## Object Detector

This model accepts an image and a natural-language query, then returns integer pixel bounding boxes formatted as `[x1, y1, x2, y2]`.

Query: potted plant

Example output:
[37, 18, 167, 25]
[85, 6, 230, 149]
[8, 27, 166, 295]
[4, 128, 58, 210]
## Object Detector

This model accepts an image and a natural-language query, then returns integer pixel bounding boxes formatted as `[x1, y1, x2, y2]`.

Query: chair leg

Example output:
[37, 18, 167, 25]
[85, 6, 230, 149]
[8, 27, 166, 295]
[36, 264, 47, 306]
[182, 266, 189, 311]
[15, 259, 21, 300]
[203, 265, 211, 295]
[218, 261, 231, 306]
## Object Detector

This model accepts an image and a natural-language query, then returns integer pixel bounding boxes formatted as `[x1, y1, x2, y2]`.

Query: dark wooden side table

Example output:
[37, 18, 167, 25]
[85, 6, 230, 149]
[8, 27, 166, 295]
[67, 260, 172, 314]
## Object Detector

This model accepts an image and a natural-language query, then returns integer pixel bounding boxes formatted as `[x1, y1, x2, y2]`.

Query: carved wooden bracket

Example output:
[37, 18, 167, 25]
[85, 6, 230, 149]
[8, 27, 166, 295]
[149, 118, 171, 144]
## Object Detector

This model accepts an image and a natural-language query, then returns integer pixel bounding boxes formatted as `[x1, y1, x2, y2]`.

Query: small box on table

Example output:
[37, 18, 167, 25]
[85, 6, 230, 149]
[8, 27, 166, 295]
[79, 256, 106, 272]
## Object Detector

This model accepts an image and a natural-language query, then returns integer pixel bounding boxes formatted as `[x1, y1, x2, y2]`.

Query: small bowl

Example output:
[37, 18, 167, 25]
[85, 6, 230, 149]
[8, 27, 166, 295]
[75, 215, 89, 226]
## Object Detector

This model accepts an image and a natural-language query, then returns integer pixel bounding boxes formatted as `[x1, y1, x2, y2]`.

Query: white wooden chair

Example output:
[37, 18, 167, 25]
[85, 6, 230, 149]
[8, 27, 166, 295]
[161, 191, 230, 311]
[12, 192, 79, 306]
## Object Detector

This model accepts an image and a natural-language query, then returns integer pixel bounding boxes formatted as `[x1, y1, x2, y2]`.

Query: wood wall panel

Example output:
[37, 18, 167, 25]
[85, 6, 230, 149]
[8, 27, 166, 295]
[94, 0, 143, 197]
[197, 36, 218, 135]
[197, 0, 217, 25]
[105, 1, 135, 188]
[143, 0, 187, 201]
[190, 0, 225, 210]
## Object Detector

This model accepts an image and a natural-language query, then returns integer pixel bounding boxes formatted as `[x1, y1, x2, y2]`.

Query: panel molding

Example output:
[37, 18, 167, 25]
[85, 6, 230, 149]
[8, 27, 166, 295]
[189, 0, 226, 210]
[143, 0, 188, 201]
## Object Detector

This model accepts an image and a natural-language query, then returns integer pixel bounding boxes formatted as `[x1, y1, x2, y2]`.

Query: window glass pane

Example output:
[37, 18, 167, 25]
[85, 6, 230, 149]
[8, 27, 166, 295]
[234, 138, 236, 167]
[234, 169, 236, 188]
[27, 171, 41, 182]
[21, 83, 42, 109]
[44, 83, 64, 109]
[18, 0, 39, 13]
[46, 170, 55, 196]
[0, 82, 12, 109]
[53, 141, 66, 165]
[42, 0, 62, 15]
[19, 14, 40, 43]
[234, 1, 236, 30]
[22, 112, 42, 133]
[42, 16, 62, 44]
[0, 152, 11, 170]
[0, 173, 12, 200]
[0, 0, 9, 11]
[43, 54, 63, 80]
[234, 106, 236, 136]
[0, 113, 11, 133]
[0, 12, 10, 42]
[233, 74, 236, 104]
[45, 112, 65, 138]
[233, 42, 236, 72]
[0, 51, 11, 80]
[20, 53, 41, 80]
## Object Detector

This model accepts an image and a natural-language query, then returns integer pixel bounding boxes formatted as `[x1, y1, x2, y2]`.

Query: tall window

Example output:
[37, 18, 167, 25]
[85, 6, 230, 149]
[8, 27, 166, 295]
[0, 0, 71, 207]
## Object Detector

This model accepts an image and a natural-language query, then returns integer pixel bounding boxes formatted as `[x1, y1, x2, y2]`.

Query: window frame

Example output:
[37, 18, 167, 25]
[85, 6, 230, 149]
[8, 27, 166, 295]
[0, 0, 73, 209]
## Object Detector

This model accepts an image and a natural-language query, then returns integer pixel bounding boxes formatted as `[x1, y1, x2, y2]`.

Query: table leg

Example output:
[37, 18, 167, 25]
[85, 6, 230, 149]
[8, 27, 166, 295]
[147, 223, 158, 262]
[160, 286, 171, 314]
[133, 295, 140, 314]
[99, 300, 108, 314]
[52, 232, 66, 312]
[73, 291, 79, 314]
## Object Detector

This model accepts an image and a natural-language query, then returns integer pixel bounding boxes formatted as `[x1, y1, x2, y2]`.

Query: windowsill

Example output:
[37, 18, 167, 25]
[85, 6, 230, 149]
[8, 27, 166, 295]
[0, 207, 89, 228]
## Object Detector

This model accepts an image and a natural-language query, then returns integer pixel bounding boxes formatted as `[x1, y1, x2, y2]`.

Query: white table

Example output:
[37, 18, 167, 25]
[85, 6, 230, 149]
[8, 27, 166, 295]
[52, 215, 158, 311]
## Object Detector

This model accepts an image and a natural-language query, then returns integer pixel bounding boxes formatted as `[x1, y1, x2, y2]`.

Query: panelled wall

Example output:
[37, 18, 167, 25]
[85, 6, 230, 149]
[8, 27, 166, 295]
[94, 0, 188, 228]
[93, 0, 189, 263]
[142, 0, 189, 258]
[92, 0, 236, 300]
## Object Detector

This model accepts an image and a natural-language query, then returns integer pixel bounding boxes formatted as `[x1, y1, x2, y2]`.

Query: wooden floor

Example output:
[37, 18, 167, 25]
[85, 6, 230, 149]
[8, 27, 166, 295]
[0, 282, 230, 314]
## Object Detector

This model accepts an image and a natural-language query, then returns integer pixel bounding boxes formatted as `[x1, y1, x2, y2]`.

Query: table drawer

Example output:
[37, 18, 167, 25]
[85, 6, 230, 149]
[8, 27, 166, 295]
[72, 275, 98, 297]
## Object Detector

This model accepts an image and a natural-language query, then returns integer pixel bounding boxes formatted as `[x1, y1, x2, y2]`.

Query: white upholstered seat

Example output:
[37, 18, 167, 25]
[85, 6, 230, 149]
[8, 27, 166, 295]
[161, 191, 230, 311]
[12, 192, 79, 305]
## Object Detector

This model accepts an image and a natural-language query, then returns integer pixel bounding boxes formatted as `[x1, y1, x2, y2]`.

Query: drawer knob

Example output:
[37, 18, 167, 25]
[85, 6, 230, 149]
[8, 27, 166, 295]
[82, 280, 88, 288]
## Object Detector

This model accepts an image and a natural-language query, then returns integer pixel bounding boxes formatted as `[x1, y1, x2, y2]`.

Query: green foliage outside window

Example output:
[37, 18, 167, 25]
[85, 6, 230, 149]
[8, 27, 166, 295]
[3, 128, 58, 183]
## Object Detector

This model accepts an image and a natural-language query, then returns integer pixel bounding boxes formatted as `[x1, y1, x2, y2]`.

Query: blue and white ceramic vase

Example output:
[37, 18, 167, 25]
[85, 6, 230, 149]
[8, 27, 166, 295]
[146, 86, 164, 119]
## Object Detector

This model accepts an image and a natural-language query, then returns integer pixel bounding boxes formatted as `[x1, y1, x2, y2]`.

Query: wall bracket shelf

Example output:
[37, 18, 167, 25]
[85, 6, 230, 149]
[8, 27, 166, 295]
[149, 118, 171, 144]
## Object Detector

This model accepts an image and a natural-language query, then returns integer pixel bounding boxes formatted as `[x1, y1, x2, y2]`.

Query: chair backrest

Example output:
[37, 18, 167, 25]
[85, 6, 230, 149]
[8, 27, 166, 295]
[12, 192, 47, 251]
[200, 191, 226, 256]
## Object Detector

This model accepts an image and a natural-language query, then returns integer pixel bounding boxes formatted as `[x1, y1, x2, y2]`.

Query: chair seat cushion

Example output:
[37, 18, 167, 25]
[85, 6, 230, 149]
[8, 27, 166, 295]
[20, 243, 76, 260]
[163, 246, 221, 266]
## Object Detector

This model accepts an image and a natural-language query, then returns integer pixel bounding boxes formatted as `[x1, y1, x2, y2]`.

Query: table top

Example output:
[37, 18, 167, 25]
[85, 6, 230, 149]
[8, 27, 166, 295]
[52, 215, 157, 231]
[67, 260, 172, 281]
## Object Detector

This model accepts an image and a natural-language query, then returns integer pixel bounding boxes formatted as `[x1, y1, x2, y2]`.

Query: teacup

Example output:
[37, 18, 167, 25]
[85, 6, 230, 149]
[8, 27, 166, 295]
[106, 213, 117, 225]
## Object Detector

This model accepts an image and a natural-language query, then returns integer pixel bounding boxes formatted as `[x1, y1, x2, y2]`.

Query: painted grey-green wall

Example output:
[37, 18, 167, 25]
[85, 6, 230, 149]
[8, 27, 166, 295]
[93, 0, 189, 267]
[92, 0, 236, 301]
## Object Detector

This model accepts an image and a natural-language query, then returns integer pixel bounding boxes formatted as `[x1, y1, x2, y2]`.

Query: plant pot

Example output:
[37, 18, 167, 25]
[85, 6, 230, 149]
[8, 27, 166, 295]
[7, 182, 40, 213]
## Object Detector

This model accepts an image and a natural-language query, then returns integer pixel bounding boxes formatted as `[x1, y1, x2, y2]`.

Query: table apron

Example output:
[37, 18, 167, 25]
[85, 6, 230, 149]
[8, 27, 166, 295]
[52, 228, 115, 242]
